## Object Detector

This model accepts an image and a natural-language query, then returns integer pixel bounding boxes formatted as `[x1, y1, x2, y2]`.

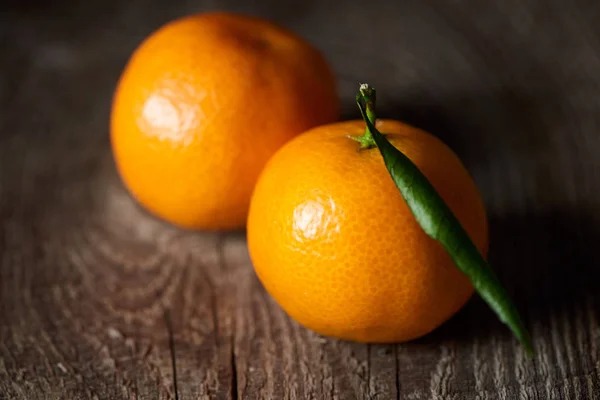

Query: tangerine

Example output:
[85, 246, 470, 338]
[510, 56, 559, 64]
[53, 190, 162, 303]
[110, 12, 339, 230]
[247, 119, 488, 342]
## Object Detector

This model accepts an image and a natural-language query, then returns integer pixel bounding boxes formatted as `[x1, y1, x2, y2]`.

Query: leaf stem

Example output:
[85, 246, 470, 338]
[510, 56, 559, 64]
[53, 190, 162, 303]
[347, 83, 378, 149]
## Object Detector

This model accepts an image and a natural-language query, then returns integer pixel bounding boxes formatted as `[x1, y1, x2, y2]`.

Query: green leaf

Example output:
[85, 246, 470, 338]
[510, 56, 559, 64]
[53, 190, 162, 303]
[356, 85, 533, 355]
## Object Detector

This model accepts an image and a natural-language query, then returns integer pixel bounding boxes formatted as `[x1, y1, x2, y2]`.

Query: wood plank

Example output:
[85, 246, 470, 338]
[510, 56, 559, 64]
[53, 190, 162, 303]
[1, 0, 600, 398]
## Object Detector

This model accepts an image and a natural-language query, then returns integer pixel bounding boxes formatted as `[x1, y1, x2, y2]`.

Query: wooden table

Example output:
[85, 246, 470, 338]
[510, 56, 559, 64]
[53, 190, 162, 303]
[1, 0, 599, 398]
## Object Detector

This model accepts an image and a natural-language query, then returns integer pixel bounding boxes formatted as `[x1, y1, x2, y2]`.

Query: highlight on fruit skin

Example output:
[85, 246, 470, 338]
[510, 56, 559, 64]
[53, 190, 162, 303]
[247, 85, 490, 344]
[110, 11, 340, 231]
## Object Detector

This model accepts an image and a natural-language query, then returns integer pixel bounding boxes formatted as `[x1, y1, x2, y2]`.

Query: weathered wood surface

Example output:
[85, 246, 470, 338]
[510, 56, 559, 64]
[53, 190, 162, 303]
[1, 0, 600, 398]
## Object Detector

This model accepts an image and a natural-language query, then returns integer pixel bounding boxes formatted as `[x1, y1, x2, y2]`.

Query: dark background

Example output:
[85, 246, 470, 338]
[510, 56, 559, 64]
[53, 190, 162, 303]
[1, 0, 599, 399]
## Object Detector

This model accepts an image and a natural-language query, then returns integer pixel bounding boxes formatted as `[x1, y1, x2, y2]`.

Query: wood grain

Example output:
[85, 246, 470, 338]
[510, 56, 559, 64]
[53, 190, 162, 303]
[1, 0, 600, 398]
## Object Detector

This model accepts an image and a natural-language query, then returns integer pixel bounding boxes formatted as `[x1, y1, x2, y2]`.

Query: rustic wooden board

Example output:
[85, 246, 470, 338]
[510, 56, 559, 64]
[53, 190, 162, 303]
[1, 0, 600, 398]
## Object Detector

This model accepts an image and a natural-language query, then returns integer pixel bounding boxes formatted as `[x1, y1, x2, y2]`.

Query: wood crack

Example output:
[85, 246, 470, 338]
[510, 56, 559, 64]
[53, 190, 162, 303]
[395, 345, 400, 400]
[164, 310, 179, 400]
[231, 341, 238, 400]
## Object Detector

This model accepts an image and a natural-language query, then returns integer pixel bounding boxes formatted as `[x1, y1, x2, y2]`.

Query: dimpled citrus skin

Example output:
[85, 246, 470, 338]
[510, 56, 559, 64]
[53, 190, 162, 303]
[110, 12, 339, 230]
[247, 120, 489, 343]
